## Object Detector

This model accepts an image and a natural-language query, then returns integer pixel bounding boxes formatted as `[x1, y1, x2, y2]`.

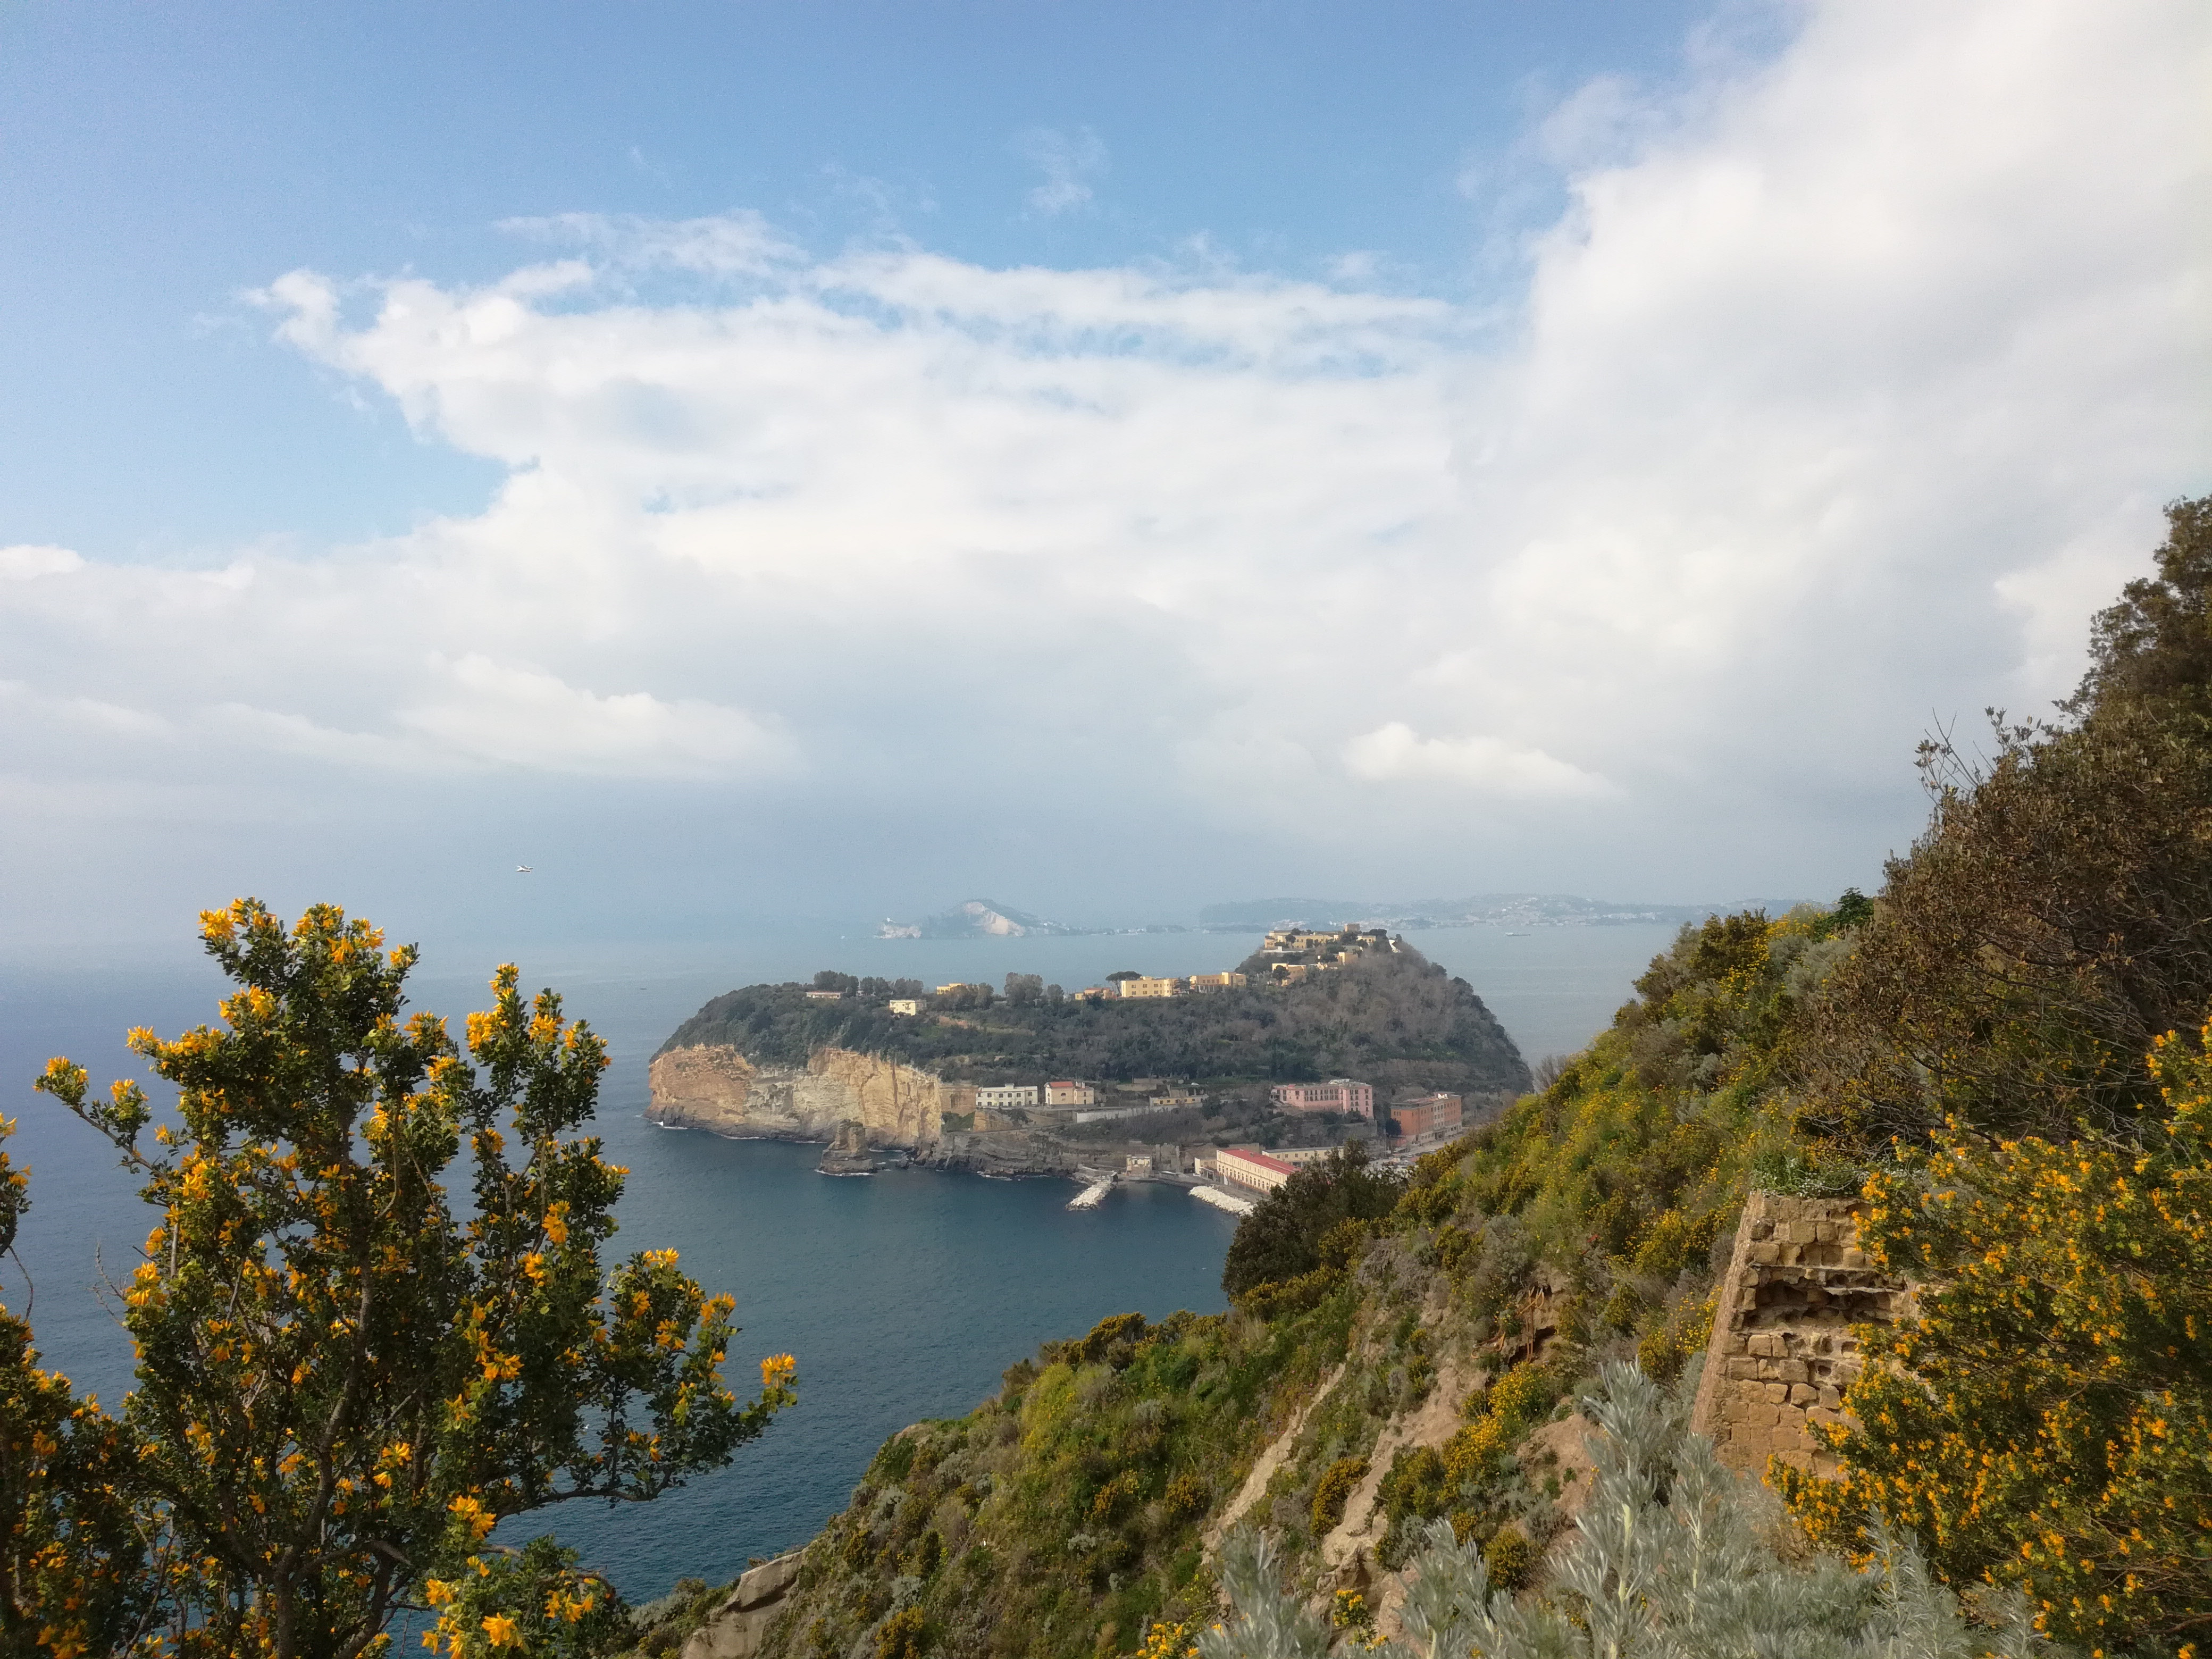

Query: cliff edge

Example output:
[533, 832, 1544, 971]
[647, 1044, 957, 1147]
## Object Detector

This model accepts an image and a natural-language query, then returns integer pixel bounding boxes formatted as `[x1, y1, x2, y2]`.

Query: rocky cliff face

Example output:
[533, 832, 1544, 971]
[647, 1044, 957, 1146]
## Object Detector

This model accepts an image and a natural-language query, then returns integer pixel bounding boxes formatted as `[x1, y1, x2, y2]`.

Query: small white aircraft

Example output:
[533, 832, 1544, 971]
[516, 865, 533, 874]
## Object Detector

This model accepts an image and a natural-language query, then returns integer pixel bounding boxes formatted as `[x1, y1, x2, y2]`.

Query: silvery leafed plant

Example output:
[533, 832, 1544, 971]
[1201, 1362, 2056, 1659]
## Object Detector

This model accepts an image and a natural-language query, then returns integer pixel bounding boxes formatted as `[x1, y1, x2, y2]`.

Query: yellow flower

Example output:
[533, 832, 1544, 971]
[761, 1353, 797, 1391]
[481, 1613, 520, 1647]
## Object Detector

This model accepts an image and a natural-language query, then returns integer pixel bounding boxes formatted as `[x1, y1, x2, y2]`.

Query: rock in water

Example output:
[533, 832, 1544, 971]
[816, 1118, 887, 1176]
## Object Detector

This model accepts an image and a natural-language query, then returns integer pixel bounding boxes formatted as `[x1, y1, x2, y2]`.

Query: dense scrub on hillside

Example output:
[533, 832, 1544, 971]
[658, 944, 1531, 1099]
[1797, 497, 2212, 1155]
[627, 907, 1843, 1658]
[630, 499, 2212, 1659]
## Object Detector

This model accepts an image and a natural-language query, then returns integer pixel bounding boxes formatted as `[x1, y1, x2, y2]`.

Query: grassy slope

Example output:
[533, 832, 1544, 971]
[626, 906, 1851, 1658]
[656, 945, 1531, 1099]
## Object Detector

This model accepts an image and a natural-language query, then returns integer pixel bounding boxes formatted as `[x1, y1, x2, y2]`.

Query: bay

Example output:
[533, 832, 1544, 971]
[0, 918, 1679, 1595]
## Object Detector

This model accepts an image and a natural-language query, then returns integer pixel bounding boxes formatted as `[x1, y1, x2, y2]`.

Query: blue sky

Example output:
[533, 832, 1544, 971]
[2, 1, 2206, 960]
[4, 1, 1717, 554]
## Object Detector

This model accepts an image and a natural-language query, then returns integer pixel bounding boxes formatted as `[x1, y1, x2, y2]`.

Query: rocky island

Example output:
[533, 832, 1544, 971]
[647, 932, 1531, 1176]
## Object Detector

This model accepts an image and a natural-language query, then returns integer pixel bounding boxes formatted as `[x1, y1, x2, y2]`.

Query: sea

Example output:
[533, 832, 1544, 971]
[0, 920, 1677, 1597]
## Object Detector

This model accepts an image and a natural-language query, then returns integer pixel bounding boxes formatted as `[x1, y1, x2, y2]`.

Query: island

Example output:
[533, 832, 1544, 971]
[647, 928, 1532, 1177]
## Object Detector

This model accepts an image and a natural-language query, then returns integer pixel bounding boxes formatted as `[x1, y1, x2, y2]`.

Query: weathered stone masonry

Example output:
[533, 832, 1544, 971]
[1688, 1193, 1914, 1476]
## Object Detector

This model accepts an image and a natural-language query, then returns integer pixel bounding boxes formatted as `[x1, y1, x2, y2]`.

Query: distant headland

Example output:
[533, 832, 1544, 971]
[648, 929, 1531, 1180]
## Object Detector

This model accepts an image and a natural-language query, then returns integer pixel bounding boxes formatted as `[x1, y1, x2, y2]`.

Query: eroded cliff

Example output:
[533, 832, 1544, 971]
[647, 1044, 957, 1147]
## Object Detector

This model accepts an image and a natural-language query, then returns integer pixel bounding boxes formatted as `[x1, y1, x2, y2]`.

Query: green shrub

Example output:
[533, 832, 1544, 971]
[1232, 1266, 1344, 1322]
[1482, 1524, 1534, 1593]
[1161, 1472, 1210, 1521]
[1309, 1456, 1367, 1536]
[873, 1605, 928, 1659]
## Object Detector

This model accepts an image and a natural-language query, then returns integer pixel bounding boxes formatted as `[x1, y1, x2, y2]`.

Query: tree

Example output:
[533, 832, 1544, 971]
[34, 900, 798, 1658]
[1798, 497, 2212, 1155]
[1003, 973, 1044, 1008]
[0, 1119, 149, 1656]
[1220, 1143, 1402, 1298]
[1779, 1011, 2212, 1654]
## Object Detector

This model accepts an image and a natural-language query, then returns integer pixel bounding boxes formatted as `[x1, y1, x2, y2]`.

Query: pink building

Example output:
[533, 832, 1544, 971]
[1388, 1093, 1463, 1141]
[1270, 1078, 1375, 1119]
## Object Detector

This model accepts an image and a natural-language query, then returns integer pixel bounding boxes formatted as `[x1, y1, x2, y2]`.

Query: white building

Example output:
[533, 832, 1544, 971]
[975, 1084, 1040, 1111]
[887, 999, 921, 1017]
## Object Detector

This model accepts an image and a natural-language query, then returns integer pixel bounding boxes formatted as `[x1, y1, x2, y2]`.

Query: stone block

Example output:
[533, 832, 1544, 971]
[1779, 1360, 1809, 1384]
[1788, 1383, 1819, 1405]
[1764, 1382, 1789, 1404]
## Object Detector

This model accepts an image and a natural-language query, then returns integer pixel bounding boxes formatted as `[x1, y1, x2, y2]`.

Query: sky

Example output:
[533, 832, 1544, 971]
[2, 0, 2207, 965]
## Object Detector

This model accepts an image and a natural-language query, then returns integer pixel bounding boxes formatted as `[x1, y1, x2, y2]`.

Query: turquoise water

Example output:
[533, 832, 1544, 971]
[0, 921, 1676, 1595]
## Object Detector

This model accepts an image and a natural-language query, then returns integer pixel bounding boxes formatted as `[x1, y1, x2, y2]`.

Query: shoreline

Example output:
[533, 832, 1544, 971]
[645, 1113, 1271, 1205]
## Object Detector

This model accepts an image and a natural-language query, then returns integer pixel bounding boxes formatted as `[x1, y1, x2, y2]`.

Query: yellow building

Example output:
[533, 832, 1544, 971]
[1187, 972, 1248, 992]
[1117, 976, 1181, 999]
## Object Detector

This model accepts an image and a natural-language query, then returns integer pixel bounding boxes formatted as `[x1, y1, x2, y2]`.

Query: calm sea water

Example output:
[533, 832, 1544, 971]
[0, 920, 1675, 1595]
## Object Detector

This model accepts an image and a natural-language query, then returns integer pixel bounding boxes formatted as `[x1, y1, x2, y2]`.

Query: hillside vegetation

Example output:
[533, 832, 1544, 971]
[658, 944, 1531, 1101]
[622, 499, 2212, 1659]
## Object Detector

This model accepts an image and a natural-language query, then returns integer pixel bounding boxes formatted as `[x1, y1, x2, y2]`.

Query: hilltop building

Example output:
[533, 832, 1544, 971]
[975, 1084, 1040, 1111]
[887, 999, 921, 1017]
[1262, 928, 1344, 953]
[1271, 1078, 1375, 1119]
[1187, 972, 1248, 992]
[1044, 1080, 1096, 1108]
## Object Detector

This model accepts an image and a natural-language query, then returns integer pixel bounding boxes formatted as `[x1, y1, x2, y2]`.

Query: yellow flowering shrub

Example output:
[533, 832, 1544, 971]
[33, 899, 798, 1657]
[1780, 1017, 2212, 1655]
[0, 1118, 148, 1654]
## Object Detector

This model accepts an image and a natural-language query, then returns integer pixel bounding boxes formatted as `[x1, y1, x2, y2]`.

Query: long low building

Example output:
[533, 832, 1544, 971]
[1271, 1078, 1375, 1119]
[1215, 1145, 1296, 1194]
[975, 1084, 1040, 1111]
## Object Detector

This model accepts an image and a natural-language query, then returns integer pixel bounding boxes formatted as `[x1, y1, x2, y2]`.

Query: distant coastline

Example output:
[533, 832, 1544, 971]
[874, 891, 1814, 941]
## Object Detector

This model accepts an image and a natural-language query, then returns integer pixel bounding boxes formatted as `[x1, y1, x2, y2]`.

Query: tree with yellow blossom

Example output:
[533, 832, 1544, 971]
[0, 1117, 148, 1657]
[34, 899, 798, 1659]
[1779, 1013, 2212, 1656]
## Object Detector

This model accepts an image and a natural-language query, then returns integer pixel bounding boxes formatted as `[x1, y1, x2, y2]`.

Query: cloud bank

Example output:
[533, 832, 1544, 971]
[4, 0, 2205, 944]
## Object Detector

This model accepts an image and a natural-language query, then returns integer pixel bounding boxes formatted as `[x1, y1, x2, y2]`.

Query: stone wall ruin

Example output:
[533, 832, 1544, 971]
[1688, 1192, 1914, 1476]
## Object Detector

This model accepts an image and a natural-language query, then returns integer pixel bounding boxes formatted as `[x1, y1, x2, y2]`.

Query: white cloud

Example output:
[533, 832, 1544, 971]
[4, 0, 2206, 920]
[1015, 127, 1108, 216]
[1343, 724, 1616, 800]
[0, 544, 82, 580]
[398, 656, 792, 778]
